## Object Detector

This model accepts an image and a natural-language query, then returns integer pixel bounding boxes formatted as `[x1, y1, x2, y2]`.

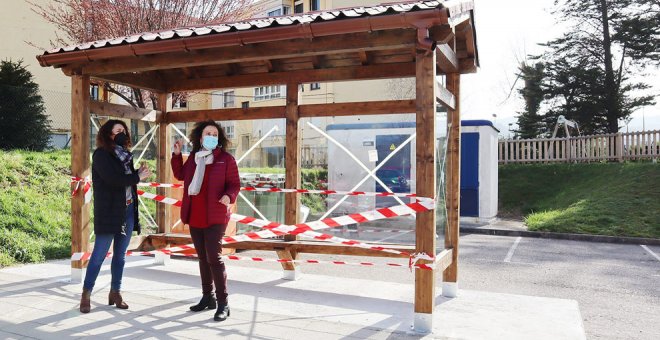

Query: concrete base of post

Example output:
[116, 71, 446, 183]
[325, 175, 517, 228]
[442, 282, 458, 298]
[154, 253, 170, 266]
[70, 267, 83, 284]
[413, 312, 433, 334]
[282, 268, 301, 281]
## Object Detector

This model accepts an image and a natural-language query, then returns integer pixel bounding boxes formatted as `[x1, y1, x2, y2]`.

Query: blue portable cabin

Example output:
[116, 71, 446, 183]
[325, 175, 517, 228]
[460, 120, 499, 221]
[325, 119, 499, 221]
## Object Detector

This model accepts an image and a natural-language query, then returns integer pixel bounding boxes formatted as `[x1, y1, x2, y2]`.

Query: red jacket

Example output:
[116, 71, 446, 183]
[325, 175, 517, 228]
[171, 149, 240, 226]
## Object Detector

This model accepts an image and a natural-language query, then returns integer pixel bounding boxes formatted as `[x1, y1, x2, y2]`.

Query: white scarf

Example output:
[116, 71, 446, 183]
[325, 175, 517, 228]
[188, 149, 214, 196]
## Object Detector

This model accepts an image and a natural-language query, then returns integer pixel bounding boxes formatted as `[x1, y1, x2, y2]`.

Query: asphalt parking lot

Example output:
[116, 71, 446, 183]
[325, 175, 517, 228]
[235, 230, 660, 340]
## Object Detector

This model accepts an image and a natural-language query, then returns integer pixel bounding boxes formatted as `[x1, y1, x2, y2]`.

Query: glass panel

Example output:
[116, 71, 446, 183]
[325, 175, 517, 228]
[300, 112, 419, 246]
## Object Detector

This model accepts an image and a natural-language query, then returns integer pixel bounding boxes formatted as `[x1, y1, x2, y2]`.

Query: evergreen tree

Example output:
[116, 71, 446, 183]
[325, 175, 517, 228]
[515, 62, 545, 138]
[0, 60, 51, 151]
[534, 0, 657, 133]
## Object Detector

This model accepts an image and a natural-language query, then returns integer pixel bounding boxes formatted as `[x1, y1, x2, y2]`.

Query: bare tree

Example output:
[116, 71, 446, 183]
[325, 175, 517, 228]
[29, 0, 259, 108]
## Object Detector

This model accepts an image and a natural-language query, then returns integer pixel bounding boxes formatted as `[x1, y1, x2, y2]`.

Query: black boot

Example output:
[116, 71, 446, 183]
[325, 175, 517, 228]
[214, 305, 230, 321]
[190, 294, 216, 312]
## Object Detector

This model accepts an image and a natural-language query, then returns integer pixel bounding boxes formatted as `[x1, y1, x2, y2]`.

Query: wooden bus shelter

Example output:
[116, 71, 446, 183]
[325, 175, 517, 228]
[38, 0, 478, 332]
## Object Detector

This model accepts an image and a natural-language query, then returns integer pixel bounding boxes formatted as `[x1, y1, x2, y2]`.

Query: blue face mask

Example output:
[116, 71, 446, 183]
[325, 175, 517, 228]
[202, 135, 219, 150]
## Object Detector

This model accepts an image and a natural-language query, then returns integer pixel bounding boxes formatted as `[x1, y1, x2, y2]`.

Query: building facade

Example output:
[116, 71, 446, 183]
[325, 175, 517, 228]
[1, 0, 72, 147]
[170, 0, 415, 168]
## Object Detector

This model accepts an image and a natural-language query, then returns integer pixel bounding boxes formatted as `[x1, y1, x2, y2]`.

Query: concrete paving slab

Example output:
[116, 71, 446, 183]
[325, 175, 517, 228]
[0, 257, 586, 339]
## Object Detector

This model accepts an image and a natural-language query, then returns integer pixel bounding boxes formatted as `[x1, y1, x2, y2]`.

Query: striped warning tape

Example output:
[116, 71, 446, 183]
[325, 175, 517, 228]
[71, 178, 435, 261]
[71, 245, 436, 270]
[133, 180, 432, 203]
[71, 176, 92, 204]
[333, 228, 413, 233]
[71, 243, 196, 261]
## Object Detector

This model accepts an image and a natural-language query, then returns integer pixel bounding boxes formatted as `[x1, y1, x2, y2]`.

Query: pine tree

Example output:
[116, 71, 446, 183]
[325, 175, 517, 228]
[515, 62, 545, 138]
[0, 60, 51, 151]
[538, 0, 658, 133]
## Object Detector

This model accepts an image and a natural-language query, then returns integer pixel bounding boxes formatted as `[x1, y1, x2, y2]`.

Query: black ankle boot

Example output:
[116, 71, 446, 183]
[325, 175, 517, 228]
[190, 294, 216, 312]
[214, 305, 230, 321]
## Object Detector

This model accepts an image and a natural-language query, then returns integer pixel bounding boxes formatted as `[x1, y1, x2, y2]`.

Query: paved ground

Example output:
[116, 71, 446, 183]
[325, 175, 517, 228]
[0, 229, 658, 339]
[288, 230, 660, 340]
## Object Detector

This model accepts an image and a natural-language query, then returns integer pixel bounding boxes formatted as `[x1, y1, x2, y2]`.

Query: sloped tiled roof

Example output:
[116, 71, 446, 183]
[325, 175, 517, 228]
[41, 0, 473, 56]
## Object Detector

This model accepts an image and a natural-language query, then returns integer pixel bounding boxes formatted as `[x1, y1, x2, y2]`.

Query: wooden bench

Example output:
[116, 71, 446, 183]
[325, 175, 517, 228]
[142, 233, 416, 258]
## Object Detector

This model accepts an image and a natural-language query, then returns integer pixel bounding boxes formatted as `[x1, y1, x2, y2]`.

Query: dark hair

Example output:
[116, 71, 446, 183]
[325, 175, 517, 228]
[190, 120, 229, 153]
[96, 119, 131, 152]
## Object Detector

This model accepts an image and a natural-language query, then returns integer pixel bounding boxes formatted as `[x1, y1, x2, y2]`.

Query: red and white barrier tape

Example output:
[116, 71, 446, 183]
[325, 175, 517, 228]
[138, 182, 183, 189]
[72, 246, 437, 271]
[71, 176, 92, 204]
[137, 190, 182, 207]
[146, 193, 430, 258]
[333, 227, 413, 234]
[135, 180, 431, 203]
[71, 243, 196, 261]
[71, 178, 435, 261]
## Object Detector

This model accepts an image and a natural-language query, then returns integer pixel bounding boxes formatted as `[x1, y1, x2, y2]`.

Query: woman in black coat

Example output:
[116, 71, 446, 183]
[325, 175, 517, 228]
[79, 119, 151, 313]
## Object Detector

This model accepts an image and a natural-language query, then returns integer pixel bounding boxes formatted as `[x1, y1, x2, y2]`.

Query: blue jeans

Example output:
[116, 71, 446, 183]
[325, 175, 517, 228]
[83, 202, 135, 292]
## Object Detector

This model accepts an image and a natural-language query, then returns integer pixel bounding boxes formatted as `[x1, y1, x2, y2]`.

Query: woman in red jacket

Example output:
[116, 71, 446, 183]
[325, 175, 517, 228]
[171, 120, 240, 322]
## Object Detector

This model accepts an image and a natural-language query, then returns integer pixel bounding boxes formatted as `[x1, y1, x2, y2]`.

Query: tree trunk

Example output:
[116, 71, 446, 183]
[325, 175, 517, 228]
[599, 0, 619, 133]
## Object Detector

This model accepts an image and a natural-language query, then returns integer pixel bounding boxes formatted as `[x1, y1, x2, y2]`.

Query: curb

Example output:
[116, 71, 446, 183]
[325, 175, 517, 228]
[460, 227, 660, 246]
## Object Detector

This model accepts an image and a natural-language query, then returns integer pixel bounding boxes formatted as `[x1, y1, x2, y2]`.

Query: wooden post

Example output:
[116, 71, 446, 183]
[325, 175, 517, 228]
[443, 72, 460, 296]
[413, 48, 437, 333]
[615, 133, 623, 162]
[156, 93, 172, 234]
[70, 75, 91, 282]
[282, 83, 301, 280]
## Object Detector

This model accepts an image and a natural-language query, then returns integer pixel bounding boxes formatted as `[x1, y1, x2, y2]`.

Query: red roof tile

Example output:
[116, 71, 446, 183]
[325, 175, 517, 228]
[41, 0, 473, 56]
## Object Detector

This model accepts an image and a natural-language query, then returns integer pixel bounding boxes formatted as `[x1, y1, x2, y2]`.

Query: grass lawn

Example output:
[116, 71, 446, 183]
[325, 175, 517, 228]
[0, 149, 159, 267]
[499, 162, 660, 238]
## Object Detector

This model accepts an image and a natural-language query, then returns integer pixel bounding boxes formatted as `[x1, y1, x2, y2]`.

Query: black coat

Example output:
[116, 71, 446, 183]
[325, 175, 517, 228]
[92, 147, 141, 235]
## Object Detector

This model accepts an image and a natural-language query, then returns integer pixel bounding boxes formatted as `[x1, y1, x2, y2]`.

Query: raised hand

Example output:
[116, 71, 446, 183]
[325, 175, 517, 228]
[173, 140, 182, 155]
[138, 163, 151, 180]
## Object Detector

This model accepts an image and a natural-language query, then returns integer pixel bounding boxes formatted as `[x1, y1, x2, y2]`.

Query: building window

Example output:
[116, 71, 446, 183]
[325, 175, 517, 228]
[294, 2, 304, 13]
[90, 84, 99, 100]
[310, 83, 320, 91]
[223, 91, 235, 108]
[267, 6, 290, 16]
[223, 123, 235, 139]
[242, 101, 249, 109]
[173, 97, 187, 109]
[310, 0, 320, 11]
[242, 135, 250, 150]
[254, 85, 283, 101]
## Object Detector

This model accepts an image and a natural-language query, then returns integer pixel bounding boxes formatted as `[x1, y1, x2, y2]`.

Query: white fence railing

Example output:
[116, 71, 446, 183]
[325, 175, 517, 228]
[499, 130, 660, 163]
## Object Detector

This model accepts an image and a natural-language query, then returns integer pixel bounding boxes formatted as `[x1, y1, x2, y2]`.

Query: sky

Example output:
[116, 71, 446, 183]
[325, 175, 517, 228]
[461, 0, 660, 137]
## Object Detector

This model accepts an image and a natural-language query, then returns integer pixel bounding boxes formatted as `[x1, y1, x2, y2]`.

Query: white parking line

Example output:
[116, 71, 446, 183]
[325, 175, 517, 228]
[641, 245, 660, 262]
[504, 237, 522, 263]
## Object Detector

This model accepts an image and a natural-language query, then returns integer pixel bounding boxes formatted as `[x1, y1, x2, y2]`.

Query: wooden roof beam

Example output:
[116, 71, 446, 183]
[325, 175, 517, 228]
[92, 73, 166, 92]
[167, 62, 416, 92]
[436, 43, 458, 74]
[459, 58, 477, 73]
[435, 81, 456, 110]
[69, 30, 418, 76]
[90, 100, 158, 121]
[165, 106, 285, 123]
[311, 55, 326, 69]
[358, 51, 371, 65]
[164, 99, 416, 122]
[429, 25, 454, 44]
[299, 100, 415, 117]
[227, 63, 242, 76]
